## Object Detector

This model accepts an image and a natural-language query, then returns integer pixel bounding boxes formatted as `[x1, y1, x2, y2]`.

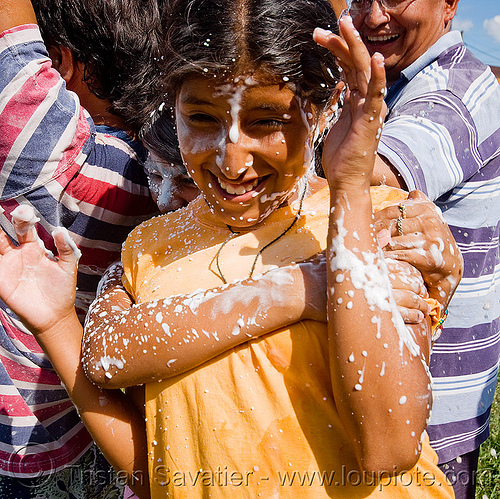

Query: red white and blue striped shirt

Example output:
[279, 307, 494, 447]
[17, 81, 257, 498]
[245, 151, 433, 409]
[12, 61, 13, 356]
[0, 24, 158, 477]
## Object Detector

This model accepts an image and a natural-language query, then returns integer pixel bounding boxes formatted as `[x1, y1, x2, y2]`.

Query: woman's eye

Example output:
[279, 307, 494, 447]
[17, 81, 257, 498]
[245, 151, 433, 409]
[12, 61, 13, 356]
[253, 118, 286, 128]
[147, 173, 163, 183]
[188, 113, 217, 124]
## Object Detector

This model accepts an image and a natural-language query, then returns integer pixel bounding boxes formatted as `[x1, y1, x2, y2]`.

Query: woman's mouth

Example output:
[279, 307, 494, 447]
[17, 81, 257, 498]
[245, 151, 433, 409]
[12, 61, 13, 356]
[217, 177, 259, 195]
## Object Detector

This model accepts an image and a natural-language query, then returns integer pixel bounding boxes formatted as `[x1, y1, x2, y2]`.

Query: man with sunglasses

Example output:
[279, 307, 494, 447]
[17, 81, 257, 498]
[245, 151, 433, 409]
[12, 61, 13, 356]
[341, 0, 500, 497]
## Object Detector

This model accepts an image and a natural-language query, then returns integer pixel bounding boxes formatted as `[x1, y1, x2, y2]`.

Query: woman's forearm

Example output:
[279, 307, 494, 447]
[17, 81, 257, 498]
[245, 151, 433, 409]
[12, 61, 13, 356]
[83, 262, 325, 388]
[326, 186, 431, 476]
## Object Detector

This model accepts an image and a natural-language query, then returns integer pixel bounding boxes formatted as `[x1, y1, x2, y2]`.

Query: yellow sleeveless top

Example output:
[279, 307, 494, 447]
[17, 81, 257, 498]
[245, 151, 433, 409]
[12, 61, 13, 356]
[122, 185, 452, 498]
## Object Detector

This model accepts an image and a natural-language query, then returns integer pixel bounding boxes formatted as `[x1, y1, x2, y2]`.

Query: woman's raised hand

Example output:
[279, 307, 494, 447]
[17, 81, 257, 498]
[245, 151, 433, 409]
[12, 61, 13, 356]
[314, 15, 387, 188]
[0, 207, 80, 335]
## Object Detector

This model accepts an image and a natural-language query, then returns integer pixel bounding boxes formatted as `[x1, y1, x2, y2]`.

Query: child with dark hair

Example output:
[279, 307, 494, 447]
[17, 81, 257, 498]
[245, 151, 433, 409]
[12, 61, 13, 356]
[31, 0, 167, 133]
[0, 0, 159, 497]
[0, 0, 460, 498]
[141, 112, 200, 213]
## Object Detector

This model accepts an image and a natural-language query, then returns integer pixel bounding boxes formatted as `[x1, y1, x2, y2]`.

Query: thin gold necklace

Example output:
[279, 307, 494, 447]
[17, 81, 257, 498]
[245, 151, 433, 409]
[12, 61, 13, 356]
[215, 185, 307, 284]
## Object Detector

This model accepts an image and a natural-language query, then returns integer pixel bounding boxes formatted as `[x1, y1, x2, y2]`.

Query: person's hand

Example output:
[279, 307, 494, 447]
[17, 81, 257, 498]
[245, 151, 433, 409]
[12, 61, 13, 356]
[314, 15, 387, 189]
[315, 13, 374, 101]
[374, 190, 463, 310]
[0, 208, 80, 335]
[386, 258, 431, 324]
[296, 251, 429, 325]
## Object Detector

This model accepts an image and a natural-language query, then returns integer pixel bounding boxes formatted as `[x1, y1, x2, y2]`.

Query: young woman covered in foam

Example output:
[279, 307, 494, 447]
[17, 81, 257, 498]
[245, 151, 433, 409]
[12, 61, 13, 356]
[0, 0, 458, 497]
[80, 0, 454, 496]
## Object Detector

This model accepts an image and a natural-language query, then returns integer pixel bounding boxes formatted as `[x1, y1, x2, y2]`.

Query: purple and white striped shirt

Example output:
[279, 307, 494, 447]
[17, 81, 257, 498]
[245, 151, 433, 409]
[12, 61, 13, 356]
[379, 30, 500, 463]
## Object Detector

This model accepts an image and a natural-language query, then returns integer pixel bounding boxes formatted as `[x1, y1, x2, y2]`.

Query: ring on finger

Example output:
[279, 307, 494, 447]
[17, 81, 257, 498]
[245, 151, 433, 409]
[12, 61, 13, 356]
[398, 203, 407, 219]
[397, 216, 404, 236]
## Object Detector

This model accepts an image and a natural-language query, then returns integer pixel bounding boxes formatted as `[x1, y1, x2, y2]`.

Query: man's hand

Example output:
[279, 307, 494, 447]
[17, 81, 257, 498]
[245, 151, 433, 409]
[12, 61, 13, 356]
[297, 251, 430, 325]
[375, 190, 463, 310]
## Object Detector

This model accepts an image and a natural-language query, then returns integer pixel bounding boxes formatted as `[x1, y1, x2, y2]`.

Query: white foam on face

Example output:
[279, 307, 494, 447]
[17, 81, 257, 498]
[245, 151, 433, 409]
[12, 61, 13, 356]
[144, 153, 192, 214]
[176, 79, 251, 211]
[225, 84, 245, 144]
[176, 99, 224, 158]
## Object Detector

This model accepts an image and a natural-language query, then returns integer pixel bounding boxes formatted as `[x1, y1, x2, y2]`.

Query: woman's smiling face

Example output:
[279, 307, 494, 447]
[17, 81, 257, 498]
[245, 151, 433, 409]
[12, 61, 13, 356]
[175, 73, 318, 229]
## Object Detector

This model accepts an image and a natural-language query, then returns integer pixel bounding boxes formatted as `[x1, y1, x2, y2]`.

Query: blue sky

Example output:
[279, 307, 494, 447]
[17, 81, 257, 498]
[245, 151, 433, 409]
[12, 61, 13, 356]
[453, 0, 500, 67]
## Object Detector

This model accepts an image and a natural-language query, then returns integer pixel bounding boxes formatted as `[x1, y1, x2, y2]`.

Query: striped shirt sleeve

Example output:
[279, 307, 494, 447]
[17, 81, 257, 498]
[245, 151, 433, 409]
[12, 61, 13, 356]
[0, 24, 90, 201]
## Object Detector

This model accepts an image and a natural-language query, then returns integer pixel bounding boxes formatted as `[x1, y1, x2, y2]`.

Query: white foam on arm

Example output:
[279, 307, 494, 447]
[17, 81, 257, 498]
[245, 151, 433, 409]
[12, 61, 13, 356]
[11, 205, 40, 235]
[52, 227, 82, 261]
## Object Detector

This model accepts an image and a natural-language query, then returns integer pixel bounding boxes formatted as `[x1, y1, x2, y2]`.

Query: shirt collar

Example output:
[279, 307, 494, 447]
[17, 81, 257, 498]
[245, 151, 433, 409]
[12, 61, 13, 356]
[385, 30, 463, 106]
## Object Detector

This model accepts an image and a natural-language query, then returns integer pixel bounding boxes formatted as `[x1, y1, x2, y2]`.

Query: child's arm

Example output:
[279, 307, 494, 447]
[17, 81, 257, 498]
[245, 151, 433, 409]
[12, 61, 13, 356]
[0, 0, 37, 33]
[316, 16, 432, 476]
[82, 257, 328, 388]
[0, 220, 150, 498]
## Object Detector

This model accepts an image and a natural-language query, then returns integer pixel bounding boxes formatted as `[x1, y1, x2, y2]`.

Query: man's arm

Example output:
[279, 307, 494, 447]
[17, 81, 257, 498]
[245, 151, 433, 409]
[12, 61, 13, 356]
[372, 154, 407, 189]
[0, 0, 36, 33]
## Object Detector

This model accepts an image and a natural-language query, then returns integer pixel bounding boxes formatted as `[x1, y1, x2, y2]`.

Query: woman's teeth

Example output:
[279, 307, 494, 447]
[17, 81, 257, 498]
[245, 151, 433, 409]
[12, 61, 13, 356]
[218, 178, 259, 195]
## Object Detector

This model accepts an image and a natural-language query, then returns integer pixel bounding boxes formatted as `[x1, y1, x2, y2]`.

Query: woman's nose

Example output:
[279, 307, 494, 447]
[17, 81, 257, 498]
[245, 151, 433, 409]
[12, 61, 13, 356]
[217, 134, 254, 180]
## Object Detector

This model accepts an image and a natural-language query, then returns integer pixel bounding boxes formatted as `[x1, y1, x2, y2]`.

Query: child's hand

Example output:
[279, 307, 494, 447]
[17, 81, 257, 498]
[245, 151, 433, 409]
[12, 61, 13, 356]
[314, 15, 387, 190]
[0, 208, 79, 335]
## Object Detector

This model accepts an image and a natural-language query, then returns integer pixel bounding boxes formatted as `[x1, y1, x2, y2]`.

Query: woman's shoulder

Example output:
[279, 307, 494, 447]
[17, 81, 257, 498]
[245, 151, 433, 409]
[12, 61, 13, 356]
[305, 176, 407, 212]
[125, 195, 207, 241]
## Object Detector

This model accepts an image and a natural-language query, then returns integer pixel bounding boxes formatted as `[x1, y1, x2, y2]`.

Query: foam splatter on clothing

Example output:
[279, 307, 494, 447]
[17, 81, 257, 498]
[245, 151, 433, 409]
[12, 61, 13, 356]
[122, 185, 451, 498]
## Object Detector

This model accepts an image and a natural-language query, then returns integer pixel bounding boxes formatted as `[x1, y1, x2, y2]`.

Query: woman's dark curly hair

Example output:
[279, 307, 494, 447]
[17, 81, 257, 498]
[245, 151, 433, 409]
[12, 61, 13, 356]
[32, 0, 166, 133]
[159, 0, 340, 112]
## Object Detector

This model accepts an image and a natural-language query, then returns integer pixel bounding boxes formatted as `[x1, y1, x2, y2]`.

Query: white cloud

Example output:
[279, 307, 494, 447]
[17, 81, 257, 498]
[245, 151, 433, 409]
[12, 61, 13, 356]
[484, 16, 500, 43]
[453, 18, 473, 33]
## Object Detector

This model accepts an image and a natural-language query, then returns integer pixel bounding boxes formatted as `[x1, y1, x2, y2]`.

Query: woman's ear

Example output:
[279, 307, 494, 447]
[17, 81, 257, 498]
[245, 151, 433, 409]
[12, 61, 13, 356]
[47, 44, 76, 83]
